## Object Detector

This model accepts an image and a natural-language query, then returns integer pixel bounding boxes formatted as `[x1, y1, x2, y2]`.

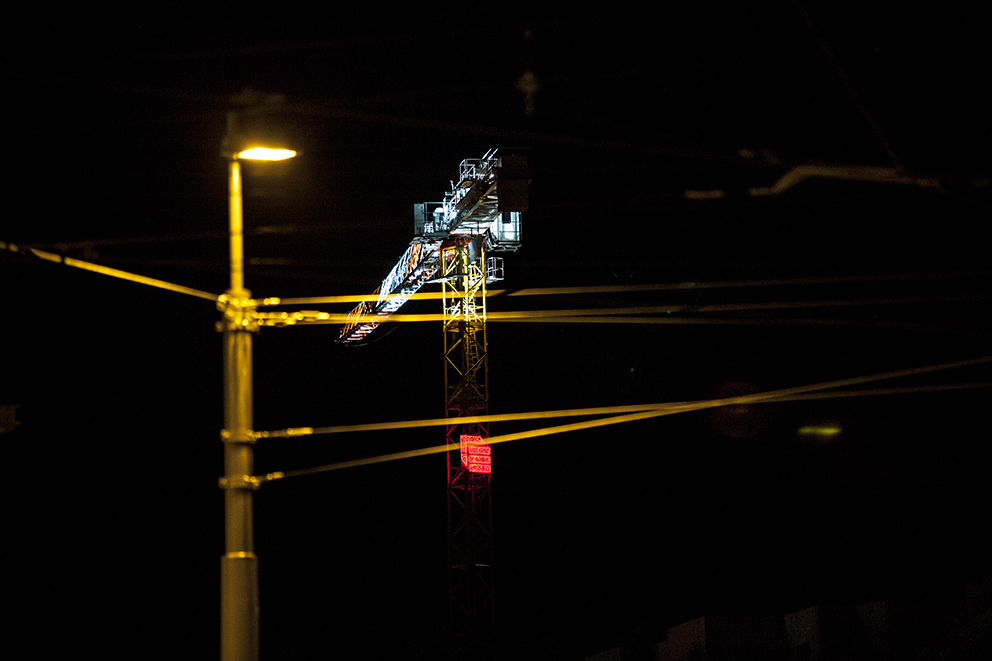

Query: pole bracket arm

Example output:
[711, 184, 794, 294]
[218, 474, 263, 490]
[221, 429, 258, 444]
[216, 293, 260, 333]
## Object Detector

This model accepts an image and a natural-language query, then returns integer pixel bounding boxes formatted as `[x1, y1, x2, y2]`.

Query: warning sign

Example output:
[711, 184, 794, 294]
[460, 434, 492, 474]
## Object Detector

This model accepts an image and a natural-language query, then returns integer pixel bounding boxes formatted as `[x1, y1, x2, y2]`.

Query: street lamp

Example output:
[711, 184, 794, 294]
[218, 111, 295, 661]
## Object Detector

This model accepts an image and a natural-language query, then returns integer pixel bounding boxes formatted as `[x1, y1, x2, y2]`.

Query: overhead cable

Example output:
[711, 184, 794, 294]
[262, 270, 989, 306]
[254, 355, 992, 482]
[3, 242, 219, 301]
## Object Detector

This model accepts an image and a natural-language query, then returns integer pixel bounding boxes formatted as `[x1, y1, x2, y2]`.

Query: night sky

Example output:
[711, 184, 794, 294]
[4, 4, 991, 660]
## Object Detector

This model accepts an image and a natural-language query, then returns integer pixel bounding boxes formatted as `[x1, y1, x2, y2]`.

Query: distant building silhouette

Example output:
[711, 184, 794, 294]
[585, 578, 991, 660]
[0, 404, 19, 435]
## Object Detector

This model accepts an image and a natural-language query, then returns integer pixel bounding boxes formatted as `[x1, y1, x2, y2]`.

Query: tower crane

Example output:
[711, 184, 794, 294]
[336, 149, 531, 651]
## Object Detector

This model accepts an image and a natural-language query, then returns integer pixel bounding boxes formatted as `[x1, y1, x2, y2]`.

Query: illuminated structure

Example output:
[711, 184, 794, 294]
[442, 235, 495, 646]
[337, 149, 528, 344]
[337, 150, 530, 651]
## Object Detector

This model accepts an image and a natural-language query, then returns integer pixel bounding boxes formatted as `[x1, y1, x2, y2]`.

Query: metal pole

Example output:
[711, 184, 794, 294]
[228, 158, 246, 293]
[220, 152, 260, 661]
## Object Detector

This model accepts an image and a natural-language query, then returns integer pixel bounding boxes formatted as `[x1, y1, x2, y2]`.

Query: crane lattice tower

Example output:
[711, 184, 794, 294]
[442, 236, 494, 646]
[337, 150, 530, 655]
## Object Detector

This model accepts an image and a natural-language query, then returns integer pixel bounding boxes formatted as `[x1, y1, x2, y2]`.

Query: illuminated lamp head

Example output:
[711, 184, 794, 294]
[236, 147, 297, 161]
[221, 132, 297, 161]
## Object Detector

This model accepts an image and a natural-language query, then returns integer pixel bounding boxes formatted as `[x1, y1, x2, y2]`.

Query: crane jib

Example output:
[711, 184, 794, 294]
[337, 149, 530, 344]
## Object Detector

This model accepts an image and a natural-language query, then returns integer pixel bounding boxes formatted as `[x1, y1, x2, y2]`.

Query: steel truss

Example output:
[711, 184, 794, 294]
[443, 236, 495, 655]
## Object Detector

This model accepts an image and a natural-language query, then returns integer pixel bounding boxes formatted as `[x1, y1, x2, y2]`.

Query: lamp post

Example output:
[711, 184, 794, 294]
[219, 112, 295, 661]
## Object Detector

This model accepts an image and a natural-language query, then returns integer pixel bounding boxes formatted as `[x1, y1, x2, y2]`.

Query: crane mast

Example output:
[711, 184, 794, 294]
[442, 235, 494, 651]
[337, 149, 530, 657]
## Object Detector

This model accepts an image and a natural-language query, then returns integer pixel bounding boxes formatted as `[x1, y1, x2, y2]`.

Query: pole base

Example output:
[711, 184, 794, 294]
[221, 552, 259, 661]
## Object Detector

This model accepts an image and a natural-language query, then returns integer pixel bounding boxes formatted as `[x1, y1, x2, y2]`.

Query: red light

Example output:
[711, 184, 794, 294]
[460, 434, 492, 474]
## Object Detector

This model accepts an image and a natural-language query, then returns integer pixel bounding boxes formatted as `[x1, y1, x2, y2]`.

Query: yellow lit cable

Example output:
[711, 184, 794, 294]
[27, 248, 219, 301]
[494, 316, 794, 325]
[255, 356, 992, 482]
[258, 381, 992, 482]
[257, 380, 992, 440]
[488, 315, 920, 327]
[492, 271, 988, 297]
[12, 240, 984, 309]
[257, 271, 989, 307]
[267, 292, 450, 306]
[256, 293, 989, 327]
[255, 381, 992, 439]
[766, 382, 992, 401]
[255, 401, 701, 438]
[262, 408, 696, 481]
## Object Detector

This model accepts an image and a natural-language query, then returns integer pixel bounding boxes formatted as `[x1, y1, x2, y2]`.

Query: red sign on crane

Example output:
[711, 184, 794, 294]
[460, 434, 492, 474]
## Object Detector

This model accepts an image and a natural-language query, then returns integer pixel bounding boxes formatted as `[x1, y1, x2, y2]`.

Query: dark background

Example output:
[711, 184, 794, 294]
[3, 4, 990, 659]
